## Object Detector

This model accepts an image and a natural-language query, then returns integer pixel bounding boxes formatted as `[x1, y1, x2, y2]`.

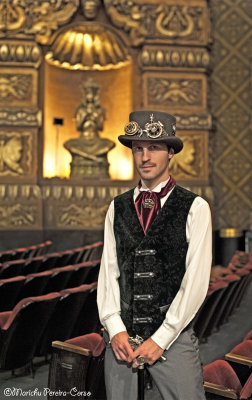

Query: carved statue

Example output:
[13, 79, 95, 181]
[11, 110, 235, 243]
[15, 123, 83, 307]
[64, 78, 115, 178]
[81, 0, 101, 19]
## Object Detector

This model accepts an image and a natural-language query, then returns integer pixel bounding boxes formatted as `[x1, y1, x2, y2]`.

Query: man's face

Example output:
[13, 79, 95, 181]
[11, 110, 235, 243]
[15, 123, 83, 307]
[132, 141, 174, 189]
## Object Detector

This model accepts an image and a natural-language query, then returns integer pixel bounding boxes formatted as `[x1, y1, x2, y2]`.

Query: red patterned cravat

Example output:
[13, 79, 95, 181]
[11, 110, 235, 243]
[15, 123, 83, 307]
[135, 176, 176, 234]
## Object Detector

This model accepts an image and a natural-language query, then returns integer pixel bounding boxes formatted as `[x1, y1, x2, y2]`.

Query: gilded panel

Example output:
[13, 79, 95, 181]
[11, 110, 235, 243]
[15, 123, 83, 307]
[0, 40, 42, 68]
[169, 130, 209, 183]
[139, 45, 210, 70]
[0, 184, 42, 229]
[210, 0, 252, 230]
[0, 129, 37, 179]
[104, 0, 209, 46]
[0, 68, 38, 106]
[0, 0, 79, 44]
[142, 72, 207, 112]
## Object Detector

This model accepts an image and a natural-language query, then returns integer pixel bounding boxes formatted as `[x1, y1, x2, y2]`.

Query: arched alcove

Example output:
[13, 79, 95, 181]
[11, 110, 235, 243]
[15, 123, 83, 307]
[43, 22, 134, 180]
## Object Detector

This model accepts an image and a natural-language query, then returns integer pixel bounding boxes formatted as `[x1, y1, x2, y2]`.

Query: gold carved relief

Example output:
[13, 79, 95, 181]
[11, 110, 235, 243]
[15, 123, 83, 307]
[0, 109, 41, 127]
[0, 184, 42, 229]
[104, 0, 208, 46]
[143, 73, 206, 112]
[139, 46, 210, 69]
[0, 0, 79, 44]
[0, 69, 37, 106]
[57, 203, 109, 228]
[0, 203, 36, 227]
[0, 41, 42, 68]
[0, 130, 35, 177]
[169, 131, 208, 182]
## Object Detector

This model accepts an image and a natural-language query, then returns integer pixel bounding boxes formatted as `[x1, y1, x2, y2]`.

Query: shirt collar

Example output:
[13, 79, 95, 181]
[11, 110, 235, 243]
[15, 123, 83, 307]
[140, 177, 170, 193]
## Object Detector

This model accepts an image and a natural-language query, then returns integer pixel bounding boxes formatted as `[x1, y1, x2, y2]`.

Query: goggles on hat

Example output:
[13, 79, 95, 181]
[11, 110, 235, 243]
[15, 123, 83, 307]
[124, 113, 176, 139]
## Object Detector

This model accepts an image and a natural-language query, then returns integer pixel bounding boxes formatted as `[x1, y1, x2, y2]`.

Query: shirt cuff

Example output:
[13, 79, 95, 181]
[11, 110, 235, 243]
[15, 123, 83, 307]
[151, 323, 180, 350]
[104, 314, 127, 341]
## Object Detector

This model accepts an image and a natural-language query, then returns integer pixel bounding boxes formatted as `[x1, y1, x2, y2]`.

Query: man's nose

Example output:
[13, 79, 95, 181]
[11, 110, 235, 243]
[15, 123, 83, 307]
[142, 148, 151, 161]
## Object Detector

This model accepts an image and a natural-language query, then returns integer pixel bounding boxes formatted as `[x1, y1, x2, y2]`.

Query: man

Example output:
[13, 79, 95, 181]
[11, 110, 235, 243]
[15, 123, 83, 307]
[97, 110, 212, 400]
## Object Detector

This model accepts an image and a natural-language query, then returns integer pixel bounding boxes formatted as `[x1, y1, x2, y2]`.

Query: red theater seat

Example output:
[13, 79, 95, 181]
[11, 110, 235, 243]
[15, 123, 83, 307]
[48, 333, 106, 400]
[0, 293, 60, 372]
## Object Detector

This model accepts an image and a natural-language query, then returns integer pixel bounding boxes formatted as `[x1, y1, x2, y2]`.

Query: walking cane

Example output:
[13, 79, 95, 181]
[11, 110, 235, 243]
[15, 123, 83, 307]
[129, 335, 167, 400]
[129, 335, 145, 400]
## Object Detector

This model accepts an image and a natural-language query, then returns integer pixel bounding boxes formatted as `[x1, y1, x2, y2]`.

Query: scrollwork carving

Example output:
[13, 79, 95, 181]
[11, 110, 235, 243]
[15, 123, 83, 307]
[0, 0, 79, 44]
[147, 77, 202, 106]
[57, 203, 109, 228]
[0, 203, 37, 227]
[104, 1, 208, 46]
[0, 74, 31, 102]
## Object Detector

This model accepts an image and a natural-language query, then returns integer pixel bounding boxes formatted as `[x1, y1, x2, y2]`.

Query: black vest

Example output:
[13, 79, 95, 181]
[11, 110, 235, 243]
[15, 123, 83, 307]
[114, 185, 197, 339]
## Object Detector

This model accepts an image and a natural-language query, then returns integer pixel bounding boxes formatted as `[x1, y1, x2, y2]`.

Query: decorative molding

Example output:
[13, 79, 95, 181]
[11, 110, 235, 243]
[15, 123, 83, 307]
[0, 0, 79, 45]
[139, 46, 210, 70]
[0, 130, 36, 177]
[41, 184, 131, 201]
[0, 184, 42, 230]
[104, 0, 209, 47]
[0, 203, 39, 228]
[56, 203, 109, 228]
[175, 114, 212, 130]
[0, 41, 42, 68]
[143, 72, 207, 112]
[170, 131, 209, 182]
[0, 68, 38, 106]
[0, 109, 42, 127]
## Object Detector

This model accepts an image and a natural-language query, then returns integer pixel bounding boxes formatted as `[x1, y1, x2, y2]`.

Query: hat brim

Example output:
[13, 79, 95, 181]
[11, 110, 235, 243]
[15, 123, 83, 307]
[118, 135, 183, 154]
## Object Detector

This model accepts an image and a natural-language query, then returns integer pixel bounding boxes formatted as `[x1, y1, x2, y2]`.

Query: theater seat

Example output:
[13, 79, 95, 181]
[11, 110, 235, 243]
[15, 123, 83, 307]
[48, 333, 106, 400]
[203, 360, 242, 399]
[0, 259, 26, 279]
[0, 293, 60, 372]
[225, 340, 252, 386]
[36, 283, 97, 356]
[240, 373, 252, 400]
[0, 276, 26, 311]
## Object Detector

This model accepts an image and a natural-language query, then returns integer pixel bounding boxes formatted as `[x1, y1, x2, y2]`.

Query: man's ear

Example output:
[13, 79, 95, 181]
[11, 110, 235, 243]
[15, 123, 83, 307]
[168, 147, 175, 160]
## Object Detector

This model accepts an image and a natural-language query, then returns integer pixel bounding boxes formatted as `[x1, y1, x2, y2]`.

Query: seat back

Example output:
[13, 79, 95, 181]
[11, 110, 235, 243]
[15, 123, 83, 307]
[43, 265, 74, 293]
[17, 270, 53, 300]
[0, 259, 26, 279]
[0, 292, 60, 370]
[71, 284, 100, 338]
[36, 283, 96, 356]
[0, 276, 26, 311]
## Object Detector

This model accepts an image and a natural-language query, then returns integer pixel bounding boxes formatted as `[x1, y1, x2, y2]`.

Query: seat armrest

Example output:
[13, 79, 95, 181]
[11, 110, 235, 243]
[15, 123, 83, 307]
[52, 340, 92, 357]
[225, 352, 252, 367]
[204, 381, 238, 399]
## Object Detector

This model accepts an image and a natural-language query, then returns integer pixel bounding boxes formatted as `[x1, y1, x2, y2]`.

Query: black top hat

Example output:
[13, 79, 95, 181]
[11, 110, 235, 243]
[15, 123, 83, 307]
[118, 110, 183, 154]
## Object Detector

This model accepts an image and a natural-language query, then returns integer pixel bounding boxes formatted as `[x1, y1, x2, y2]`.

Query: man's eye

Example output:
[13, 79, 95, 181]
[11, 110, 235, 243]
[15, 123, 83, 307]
[133, 147, 142, 152]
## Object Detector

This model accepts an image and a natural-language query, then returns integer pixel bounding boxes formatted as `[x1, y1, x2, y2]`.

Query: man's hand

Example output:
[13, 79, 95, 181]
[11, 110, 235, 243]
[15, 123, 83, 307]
[132, 338, 164, 367]
[111, 331, 135, 363]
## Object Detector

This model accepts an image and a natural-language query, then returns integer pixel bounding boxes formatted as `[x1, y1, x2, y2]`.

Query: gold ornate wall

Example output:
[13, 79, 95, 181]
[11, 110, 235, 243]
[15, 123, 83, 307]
[210, 0, 252, 230]
[0, 0, 250, 234]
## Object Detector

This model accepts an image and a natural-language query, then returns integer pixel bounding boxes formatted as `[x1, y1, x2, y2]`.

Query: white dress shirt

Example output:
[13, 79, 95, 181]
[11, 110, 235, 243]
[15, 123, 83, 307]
[97, 180, 212, 350]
